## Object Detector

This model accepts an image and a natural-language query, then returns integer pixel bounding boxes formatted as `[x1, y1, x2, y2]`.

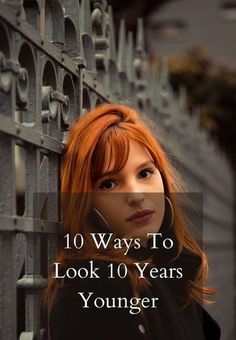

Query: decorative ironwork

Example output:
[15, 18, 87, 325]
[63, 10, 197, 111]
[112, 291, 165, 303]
[0, 1, 234, 339]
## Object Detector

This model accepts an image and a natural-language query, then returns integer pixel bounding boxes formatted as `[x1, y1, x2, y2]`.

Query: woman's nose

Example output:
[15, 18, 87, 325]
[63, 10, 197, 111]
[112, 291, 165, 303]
[125, 192, 145, 206]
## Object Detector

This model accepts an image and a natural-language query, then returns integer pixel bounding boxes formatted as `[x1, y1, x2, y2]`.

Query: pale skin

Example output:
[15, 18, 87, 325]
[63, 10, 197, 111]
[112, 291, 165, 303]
[93, 140, 165, 246]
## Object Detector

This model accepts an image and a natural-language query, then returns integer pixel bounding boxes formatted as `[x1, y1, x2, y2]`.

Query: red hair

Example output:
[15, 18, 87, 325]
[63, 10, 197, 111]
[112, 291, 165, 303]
[42, 104, 215, 311]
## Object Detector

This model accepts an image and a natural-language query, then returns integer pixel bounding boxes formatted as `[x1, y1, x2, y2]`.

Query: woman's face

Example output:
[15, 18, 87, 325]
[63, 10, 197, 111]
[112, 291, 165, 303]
[93, 140, 165, 246]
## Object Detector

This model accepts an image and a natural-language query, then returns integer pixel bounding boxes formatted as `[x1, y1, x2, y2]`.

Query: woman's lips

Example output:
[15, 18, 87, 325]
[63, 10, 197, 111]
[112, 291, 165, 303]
[126, 210, 154, 224]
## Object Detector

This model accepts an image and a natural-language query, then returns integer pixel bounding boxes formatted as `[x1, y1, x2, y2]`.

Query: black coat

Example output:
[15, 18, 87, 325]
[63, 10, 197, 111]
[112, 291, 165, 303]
[49, 242, 221, 340]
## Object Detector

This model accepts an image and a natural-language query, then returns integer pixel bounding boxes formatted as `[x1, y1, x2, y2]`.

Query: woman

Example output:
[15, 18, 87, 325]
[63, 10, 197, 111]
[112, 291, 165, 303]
[44, 104, 221, 339]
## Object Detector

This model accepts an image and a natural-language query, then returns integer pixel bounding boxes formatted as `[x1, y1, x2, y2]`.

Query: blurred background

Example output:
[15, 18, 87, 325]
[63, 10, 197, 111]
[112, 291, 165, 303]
[1, 0, 234, 338]
[108, 0, 236, 339]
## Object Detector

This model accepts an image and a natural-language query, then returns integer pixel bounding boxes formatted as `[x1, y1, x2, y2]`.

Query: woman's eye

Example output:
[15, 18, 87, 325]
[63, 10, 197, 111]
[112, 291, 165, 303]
[139, 168, 154, 179]
[99, 180, 116, 190]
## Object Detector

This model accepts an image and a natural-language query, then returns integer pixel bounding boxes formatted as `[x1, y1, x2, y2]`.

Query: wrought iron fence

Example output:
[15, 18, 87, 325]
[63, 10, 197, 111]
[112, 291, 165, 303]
[0, 0, 234, 339]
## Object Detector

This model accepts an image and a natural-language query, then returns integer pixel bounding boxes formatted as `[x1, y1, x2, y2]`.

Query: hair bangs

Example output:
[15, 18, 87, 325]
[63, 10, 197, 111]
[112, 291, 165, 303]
[120, 123, 161, 169]
[91, 125, 130, 183]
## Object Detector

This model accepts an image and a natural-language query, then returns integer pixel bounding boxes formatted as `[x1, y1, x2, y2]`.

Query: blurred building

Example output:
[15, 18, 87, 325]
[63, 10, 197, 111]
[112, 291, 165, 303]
[146, 0, 236, 67]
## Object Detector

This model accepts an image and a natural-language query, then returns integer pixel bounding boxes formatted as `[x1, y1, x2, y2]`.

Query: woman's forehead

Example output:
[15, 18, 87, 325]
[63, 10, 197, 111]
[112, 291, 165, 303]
[101, 140, 153, 175]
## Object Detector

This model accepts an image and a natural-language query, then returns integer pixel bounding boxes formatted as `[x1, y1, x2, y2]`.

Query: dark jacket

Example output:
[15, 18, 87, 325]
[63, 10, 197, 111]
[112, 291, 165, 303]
[49, 239, 221, 340]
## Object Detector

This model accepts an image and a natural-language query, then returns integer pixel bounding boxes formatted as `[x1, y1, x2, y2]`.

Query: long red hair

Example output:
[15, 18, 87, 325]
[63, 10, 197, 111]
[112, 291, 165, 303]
[42, 103, 214, 311]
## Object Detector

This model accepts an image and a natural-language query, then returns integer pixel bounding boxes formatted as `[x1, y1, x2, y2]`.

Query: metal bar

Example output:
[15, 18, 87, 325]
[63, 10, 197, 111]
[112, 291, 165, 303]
[0, 215, 61, 234]
[0, 4, 79, 76]
[0, 115, 63, 154]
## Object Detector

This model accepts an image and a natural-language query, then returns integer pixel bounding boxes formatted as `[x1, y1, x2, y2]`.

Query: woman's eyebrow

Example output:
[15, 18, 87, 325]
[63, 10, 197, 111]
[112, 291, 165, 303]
[98, 169, 117, 180]
[98, 160, 155, 180]
[136, 160, 155, 170]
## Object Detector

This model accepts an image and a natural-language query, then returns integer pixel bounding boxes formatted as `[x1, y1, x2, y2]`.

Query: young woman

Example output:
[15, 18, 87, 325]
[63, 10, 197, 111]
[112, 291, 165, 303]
[44, 104, 221, 339]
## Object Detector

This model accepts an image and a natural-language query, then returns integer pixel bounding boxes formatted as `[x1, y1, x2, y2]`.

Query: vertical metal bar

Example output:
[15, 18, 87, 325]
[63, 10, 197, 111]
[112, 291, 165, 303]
[47, 154, 60, 274]
[17, 148, 43, 339]
[0, 135, 17, 339]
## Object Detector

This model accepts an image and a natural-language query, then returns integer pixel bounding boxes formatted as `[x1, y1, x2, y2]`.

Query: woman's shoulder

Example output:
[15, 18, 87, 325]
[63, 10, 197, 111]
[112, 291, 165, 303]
[49, 259, 148, 340]
[195, 303, 221, 340]
[50, 258, 133, 318]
